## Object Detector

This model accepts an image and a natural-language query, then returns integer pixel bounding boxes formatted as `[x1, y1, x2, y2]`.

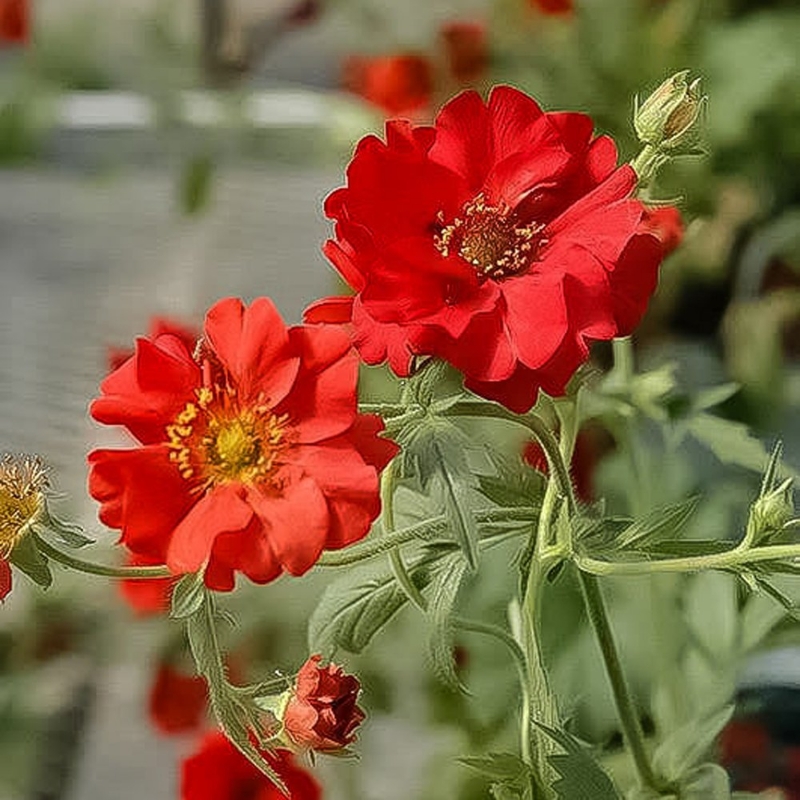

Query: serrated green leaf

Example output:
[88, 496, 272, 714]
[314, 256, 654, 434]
[615, 497, 699, 550]
[427, 552, 469, 690]
[171, 571, 207, 619]
[460, 752, 531, 783]
[9, 533, 52, 589]
[745, 572, 800, 619]
[435, 451, 480, 571]
[644, 539, 735, 558]
[478, 446, 543, 508]
[37, 510, 94, 549]
[692, 384, 740, 413]
[308, 550, 444, 657]
[652, 705, 734, 782]
[534, 723, 621, 800]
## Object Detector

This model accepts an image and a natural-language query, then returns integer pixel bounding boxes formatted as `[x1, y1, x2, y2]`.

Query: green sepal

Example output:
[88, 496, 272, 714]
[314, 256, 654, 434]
[171, 571, 207, 619]
[9, 531, 52, 589]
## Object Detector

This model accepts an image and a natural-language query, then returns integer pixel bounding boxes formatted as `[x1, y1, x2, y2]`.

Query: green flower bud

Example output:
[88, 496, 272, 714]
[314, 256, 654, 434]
[634, 71, 707, 153]
[750, 477, 794, 539]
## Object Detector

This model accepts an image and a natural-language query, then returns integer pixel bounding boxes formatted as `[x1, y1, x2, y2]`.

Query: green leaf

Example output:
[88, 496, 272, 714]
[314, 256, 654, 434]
[37, 509, 94, 549]
[534, 723, 622, 800]
[10, 533, 52, 589]
[677, 763, 731, 799]
[426, 552, 469, 690]
[478, 447, 544, 508]
[615, 497, 699, 550]
[308, 551, 443, 657]
[171, 571, 207, 619]
[179, 153, 214, 216]
[434, 450, 480, 571]
[460, 753, 534, 800]
[692, 384, 740, 412]
[687, 414, 798, 479]
[652, 705, 734, 783]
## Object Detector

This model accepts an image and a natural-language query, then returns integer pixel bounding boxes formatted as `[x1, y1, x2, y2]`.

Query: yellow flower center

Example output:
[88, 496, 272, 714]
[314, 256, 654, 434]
[166, 388, 290, 490]
[433, 193, 544, 279]
[0, 454, 48, 557]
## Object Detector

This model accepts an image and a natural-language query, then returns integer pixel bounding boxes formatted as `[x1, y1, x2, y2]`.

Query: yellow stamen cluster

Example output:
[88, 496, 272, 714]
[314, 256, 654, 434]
[166, 388, 290, 490]
[434, 193, 544, 279]
[0, 453, 49, 558]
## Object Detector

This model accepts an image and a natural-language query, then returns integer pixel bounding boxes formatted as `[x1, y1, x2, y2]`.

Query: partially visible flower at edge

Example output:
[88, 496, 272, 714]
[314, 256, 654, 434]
[281, 654, 365, 753]
[641, 205, 684, 258]
[306, 86, 667, 413]
[527, 0, 573, 15]
[0, 0, 29, 45]
[89, 297, 399, 591]
[343, 53, 434, 117]
[181, 730, 321, 800]
[149, 661, 208, 735]
[0, 453, 49, 601]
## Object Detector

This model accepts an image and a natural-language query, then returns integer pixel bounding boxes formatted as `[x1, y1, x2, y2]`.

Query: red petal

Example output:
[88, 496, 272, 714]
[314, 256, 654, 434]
[465, 364, 541, 413]
[303, 295, 355, 325]
[88, 447, 195, 560]
[610, 232, 662, 334]
[203, 297, 300, 406]
[246, 474, 329, 575]
[166, 484, 254, 576]
[210, 520, 281, 586]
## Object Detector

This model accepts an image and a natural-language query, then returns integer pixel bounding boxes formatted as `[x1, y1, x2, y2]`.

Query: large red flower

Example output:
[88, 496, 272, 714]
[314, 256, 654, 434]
[88, 297, 398, 591]
[306, 86, 665, 412]
[181, 731, 321, 800]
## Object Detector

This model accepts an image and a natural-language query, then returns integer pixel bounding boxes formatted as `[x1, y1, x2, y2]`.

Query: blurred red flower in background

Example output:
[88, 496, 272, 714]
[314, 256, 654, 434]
[283, 655, 365, 752]
[307, 86, 666, 412]
[149, 662, 208, 735]
[641, 206, 684, 257]
[343, 53, 434, 117]
[0, 557, 11, 601]
[528, 0, 573, 15]
[107, 316, 199, 373]
[181, 731, 321, 800]
[117, 553, 175, 615]
[0, 0, 28, 45]
[89, 297, 397, 591]
[439, 21, 488, 86]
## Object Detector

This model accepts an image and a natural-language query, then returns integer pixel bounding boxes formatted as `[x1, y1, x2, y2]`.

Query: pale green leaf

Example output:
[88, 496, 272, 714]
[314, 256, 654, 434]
[427, 552, 469, 690]
[171, 571, 207, 619]
[10, 533, 52, 589]
[615, 497, 699, 550]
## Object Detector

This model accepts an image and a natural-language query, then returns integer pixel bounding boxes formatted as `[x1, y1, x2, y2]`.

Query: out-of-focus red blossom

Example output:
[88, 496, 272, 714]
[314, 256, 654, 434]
[0, 557, 11, 601]
[439, 21, 488, 85]
[88, 297, 398, 591]
[641, 206, 684, 257]
[149, 662, 208, 735]
[527, 0, 573, 14]
[118, 553, 175, 615]
[181, 730, 321, 800]
[523, 427, 603, 503]
[108, 316, 199, 373]
[0, 0, 28, 45]
[343, 54, 434, 117]
[283, 655, 365, 752]
[284, 0, 319, 25]
[307, 87, 666, 412]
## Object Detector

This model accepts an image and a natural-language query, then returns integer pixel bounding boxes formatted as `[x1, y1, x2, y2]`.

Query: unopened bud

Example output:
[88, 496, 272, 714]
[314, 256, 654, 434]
[750, 477, 794, 539]
[634, 71, 706, 153]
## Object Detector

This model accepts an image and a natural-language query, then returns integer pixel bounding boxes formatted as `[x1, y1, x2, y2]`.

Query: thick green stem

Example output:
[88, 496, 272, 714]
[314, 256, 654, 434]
[33, 533, 171, 579]
[578, 572, 669, 795]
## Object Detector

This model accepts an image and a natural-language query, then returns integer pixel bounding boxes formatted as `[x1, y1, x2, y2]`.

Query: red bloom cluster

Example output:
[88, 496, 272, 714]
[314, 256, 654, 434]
[89, 297, 397, 590]
[307, 86, 667, 412]
[181, 731, 321, 800]
[283, 655, 366, 752]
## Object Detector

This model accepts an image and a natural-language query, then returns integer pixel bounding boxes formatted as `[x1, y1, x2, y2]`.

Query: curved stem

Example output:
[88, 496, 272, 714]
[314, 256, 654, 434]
[454, 616, 532, 765]
[357, 402, 412, 417]
[33, 534, 171, 579]
[578, 571, 669, 794]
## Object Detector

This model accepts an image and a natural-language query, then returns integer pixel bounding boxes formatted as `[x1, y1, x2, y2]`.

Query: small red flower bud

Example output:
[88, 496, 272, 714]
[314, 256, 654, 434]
[282, 655, 366, 752]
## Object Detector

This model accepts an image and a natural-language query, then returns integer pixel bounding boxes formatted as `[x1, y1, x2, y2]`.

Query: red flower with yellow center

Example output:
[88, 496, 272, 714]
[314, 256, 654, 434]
[306, 86, 667, 412]
[88, 297, 398, 591]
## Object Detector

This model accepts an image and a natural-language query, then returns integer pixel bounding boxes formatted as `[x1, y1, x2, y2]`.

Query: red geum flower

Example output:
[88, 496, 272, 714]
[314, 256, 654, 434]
[118, 553, 175, 616]
[108, 316, 199, 373]
[149, 662, 208, 735]
[0, 557, 11, 601]
[181, 730, 321, 800]
[343, 54, 434, 117]
[282, 655, 365, 752]
[88, 297, 398, 591]
[439, 21, 488, 86]
[0, 0, 28, 45]
[641, 205, 684, 257]
[306, 86, 665, 412]
[527, 0, 573, 14]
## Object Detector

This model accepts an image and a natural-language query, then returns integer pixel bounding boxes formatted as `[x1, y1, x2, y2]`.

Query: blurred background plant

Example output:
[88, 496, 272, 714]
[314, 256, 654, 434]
[1, 0, 800, 798]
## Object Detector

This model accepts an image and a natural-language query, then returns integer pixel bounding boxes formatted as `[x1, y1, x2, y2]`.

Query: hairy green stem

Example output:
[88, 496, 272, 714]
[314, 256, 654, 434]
[453, 616, 532, 765]
[578, 572, 669, 794]
[33, 533, 171, 579]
